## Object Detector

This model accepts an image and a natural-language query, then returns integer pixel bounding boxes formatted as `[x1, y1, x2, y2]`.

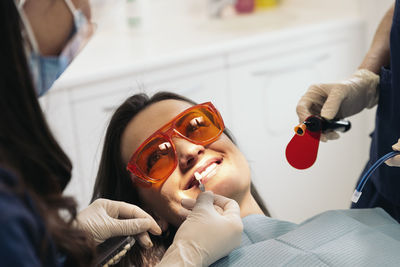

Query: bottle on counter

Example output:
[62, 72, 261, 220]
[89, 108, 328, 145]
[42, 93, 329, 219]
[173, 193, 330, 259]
[255, 0, 278, 10]
[125, 0, 143, 29]
[208, 0, 237, 18]
[235, 0, 255, 14]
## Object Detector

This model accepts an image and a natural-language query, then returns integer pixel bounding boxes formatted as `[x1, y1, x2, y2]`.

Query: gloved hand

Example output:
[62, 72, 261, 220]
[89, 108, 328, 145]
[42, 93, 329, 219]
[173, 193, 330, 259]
[296, 69, 380, 141]
[157, 192, 243, 267]
[76, 198, 161, 246]
[385, 138, 400, 167]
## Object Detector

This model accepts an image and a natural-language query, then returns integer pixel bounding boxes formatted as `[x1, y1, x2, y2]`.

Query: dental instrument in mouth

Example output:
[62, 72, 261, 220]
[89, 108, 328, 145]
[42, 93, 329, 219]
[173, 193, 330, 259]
[194, 172, 205, 192]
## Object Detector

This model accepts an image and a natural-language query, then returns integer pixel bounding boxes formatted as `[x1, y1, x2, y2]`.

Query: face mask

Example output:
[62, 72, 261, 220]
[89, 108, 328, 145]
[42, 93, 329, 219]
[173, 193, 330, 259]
[28, 48, 70, 97]
[17, 0, 94, 97]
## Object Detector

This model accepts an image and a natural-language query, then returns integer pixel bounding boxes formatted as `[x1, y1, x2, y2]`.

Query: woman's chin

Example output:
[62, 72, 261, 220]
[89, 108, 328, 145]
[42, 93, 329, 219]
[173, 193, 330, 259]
[203, 178, 238, 198]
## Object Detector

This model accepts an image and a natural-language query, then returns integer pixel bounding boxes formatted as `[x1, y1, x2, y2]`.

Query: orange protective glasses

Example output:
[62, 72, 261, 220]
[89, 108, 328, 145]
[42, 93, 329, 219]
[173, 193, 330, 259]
[127, 102, 225, 185]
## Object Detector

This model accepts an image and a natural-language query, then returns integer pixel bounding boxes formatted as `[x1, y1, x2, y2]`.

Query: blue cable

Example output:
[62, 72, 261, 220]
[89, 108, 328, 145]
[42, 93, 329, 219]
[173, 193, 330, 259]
[354, 151, 400, 196]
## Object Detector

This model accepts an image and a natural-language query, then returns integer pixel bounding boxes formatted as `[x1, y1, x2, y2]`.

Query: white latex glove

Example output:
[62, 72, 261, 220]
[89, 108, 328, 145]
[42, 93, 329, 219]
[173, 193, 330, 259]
[296, 69, 379, 141]
[385, 138, 400, 167]
[157, 192, 243, 267]
[76, 198, 161, 246]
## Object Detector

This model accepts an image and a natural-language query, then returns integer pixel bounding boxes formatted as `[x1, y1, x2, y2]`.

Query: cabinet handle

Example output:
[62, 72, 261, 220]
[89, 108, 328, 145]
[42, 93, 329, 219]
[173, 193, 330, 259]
[103, 106, 117, 112]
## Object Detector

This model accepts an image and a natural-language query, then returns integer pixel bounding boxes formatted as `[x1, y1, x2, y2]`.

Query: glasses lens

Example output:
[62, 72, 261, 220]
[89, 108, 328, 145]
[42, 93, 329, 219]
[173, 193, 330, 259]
[175, 107, 223, 143]
[136, 136, 175, 181]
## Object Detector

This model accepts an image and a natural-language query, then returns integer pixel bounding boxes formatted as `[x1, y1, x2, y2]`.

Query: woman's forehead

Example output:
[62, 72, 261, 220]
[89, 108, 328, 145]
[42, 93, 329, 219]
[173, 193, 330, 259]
[121, 99, 193, 162]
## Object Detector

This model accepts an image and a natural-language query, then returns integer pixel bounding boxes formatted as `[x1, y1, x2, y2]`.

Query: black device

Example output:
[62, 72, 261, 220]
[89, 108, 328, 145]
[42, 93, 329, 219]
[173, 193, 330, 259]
[296, 115, 351, 135]
[95, 236, 135, 267]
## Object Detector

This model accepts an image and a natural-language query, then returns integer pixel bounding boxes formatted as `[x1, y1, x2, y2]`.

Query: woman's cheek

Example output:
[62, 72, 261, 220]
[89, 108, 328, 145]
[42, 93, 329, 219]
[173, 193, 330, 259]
[207, 175, 238, 197]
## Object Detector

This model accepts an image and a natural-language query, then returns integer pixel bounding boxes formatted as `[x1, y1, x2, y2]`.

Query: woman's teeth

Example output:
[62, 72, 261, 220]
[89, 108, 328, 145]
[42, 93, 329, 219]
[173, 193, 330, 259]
[194, 171, 202, 181]
[194, 163, 218, 183]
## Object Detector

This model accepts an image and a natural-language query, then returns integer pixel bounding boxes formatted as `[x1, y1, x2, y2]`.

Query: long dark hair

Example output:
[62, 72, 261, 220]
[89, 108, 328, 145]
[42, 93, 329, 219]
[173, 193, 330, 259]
[92, 91, 269, 266]
[0, 1, 94, 266]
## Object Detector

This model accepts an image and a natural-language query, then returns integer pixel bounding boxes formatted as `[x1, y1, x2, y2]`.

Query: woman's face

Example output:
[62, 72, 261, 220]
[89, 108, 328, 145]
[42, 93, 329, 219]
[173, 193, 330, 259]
[121, 100, 251, 227]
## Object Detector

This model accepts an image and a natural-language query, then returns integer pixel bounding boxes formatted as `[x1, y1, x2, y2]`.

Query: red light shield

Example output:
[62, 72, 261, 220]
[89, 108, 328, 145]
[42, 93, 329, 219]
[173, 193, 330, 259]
[285, 129, 321, 170]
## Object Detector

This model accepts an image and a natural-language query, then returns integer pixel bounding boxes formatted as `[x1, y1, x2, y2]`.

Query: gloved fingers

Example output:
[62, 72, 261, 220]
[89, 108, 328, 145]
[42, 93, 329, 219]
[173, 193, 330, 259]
[385, 139, 400, 167]
[320, 131, 340, 142]
[113, 201, 161, 235]
[214, 204, 224, 215]
[109, 217, 161, 237]
[325, 131, 340, 140]
[178, 206, 191, 219]
[392, 138, 400, 151]
[135, 232, 153, 248]
[385, 155, 400, 167]
[192, 191, 214, 212]
[179, 205, 223, 219]
[181, 198, 196, 210]
[296, 99, 313, 123]
[213, 194, 241, 218]
[115, 200, 153, 219]
[320, 88, 345, 120]
[180, 198, 224, 218]
[296, 84, 327, 122]
[179, 198, 196, 219]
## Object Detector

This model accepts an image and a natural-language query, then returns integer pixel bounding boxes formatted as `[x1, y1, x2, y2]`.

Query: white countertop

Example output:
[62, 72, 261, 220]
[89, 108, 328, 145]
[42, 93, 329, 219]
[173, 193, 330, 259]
[53, 0, 363, 89]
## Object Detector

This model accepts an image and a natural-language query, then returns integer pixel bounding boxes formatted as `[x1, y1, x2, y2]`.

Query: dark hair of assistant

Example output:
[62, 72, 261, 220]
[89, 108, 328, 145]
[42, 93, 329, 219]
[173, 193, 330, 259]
[92, 91, 270, 266]
[0, 1, 94, 266]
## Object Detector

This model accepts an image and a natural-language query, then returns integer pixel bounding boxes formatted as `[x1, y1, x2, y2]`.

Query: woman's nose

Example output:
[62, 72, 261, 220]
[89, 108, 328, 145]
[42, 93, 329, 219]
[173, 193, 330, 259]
[173, 138, 205, 171]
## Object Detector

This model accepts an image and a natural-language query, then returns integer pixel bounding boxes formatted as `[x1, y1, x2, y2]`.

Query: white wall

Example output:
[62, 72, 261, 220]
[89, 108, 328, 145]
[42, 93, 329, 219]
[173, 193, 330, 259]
[358, 0, 394, 46]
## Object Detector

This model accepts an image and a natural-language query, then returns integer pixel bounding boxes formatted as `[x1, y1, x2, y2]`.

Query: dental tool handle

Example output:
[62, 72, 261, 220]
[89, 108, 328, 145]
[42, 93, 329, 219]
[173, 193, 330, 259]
[195, 171, 205, 192]
[199, 183, 205, 192]
[324, 119, 351, 133]
[304, 115, 351, 133]
[95, 236, 135, 266]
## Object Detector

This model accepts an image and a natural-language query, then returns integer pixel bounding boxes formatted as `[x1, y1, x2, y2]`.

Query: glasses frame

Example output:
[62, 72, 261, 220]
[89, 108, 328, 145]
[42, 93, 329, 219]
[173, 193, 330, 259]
[126, 102, 225, 185]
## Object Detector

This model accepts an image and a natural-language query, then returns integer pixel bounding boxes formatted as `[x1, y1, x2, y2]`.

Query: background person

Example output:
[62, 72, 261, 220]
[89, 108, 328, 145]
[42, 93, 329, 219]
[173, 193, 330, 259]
[296, 2, 400, 221]
[0, 0, 242, 266]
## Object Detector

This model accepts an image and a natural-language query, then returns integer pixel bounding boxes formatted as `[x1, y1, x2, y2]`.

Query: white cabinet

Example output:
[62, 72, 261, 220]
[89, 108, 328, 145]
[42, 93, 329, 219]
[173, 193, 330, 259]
[43, 18, 372, 223]
[139, 57, 231, 122]
[44, 77, 144, 207]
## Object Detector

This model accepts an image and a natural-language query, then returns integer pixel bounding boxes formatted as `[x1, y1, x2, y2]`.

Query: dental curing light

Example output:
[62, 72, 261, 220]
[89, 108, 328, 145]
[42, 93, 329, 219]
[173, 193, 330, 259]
[286, 115, 351, 169]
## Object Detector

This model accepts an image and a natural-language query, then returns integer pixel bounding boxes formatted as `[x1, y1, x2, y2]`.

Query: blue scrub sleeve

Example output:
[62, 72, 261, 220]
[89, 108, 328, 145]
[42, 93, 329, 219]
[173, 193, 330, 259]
[0, 192, 42, 266]
[0, 168, 61, 267]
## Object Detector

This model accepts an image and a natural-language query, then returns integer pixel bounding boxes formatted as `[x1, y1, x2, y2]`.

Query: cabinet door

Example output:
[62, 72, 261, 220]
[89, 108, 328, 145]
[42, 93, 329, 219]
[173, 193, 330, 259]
[68, 90, 137, 207]
[44, 75, 145, 208]
[228, 33, 373, 222]
[140, 57, 230, 123]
